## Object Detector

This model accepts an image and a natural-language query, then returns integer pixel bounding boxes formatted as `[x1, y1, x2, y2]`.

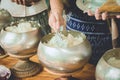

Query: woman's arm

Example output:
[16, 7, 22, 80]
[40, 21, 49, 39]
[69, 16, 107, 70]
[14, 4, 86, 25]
[49, 0, 65, 32]
[50, 0, 63, 15]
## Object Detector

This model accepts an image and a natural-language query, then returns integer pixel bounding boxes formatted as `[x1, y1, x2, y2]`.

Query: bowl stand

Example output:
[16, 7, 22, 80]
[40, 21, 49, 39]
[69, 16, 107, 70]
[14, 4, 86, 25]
[45, 68, 80, 80]
[0, 46, 8, 59]
[7, 48, 42, 78]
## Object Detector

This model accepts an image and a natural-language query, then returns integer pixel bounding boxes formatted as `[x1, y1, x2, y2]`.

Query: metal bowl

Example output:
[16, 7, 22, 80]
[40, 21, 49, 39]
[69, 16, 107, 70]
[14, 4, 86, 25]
[37, 31, 92, 74]
[0, 26, 41, 55]
[96, 48, 120, 80]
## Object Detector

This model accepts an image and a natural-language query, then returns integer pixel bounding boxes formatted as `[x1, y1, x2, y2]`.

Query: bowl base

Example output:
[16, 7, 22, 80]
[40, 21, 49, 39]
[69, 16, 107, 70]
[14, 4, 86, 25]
[44, 67, 71, 76]
[44, 66, 83, 76]
[0, 47, 8, 59]
[45, 68, 80, 80]
[11, 60, 42, 78]
[0, 53, 8, 59]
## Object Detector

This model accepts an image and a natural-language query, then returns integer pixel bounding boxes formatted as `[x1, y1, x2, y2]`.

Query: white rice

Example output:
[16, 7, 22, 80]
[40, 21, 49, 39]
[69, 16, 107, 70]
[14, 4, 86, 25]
[6, 21, 39, 33]
[107, 57, 120, 68]
[45, 32, 86, 48]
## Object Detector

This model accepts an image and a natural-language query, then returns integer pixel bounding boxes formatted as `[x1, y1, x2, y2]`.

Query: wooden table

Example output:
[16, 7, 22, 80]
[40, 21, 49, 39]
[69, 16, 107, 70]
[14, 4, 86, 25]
[0, 55, 96, 80]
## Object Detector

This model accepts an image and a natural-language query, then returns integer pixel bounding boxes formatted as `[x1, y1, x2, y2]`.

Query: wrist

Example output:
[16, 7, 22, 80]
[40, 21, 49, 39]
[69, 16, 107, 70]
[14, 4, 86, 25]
[51, 7, 63, 16]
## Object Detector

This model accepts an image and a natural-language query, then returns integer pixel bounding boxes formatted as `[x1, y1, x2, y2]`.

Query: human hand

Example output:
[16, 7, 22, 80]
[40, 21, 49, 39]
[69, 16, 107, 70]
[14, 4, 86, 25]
[87, 8, 120, 20]
[48, 11, 65, 32]
[11, 0, 40, 6]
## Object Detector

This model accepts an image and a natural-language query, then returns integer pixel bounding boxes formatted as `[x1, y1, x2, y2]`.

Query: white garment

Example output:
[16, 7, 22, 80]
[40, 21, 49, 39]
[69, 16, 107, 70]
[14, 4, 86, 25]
[0, 0, 48, 17]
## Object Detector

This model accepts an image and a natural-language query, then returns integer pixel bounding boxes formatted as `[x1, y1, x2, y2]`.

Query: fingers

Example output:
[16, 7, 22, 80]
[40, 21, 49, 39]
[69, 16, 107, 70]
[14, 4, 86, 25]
[116, 15, 120, 18]
[49, 11, 65, 32]
[87, 9, 107, 20]
[48, 12, 57, 32]
[101, 12, 108, 20]
[95, 8, 102, 20]
[11, 0, 36, 6]
[87, 9, 94, 16]
[33, 0, 40, 3]
[11, 0, 15, 2]
[22, 0, 25, 5]
[93, 8, 120, 20]
[54, 12, 64, 31]
[11, 0, 22, 4]
[18, 0, 24, 5]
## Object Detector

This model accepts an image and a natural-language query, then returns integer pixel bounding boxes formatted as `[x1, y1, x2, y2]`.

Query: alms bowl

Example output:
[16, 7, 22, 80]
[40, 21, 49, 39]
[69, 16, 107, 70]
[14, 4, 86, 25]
[37, 31, 92, 73]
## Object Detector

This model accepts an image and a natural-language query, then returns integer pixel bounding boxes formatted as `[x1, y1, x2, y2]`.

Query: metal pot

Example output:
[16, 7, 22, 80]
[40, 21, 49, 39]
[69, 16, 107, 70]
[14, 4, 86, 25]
[96, 48, 120, 80]
[0, 25, 41, 55]
[37, 31, 92, 73]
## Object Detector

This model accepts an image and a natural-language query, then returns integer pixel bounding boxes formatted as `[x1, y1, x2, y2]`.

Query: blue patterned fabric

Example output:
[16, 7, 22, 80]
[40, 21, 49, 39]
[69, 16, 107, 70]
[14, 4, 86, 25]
[66, 12, 112, 65]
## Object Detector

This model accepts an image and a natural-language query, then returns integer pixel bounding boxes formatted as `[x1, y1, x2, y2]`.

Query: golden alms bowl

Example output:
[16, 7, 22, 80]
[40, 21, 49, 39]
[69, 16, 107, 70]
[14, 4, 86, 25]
[37, 31, 92, 74]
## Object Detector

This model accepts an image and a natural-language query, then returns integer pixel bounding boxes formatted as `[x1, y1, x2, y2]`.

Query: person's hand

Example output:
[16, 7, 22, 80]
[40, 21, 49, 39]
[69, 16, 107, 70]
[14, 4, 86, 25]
[11, 0, 40, 6]
[48, 11, 65, 32]
[87, 8, 120, 20]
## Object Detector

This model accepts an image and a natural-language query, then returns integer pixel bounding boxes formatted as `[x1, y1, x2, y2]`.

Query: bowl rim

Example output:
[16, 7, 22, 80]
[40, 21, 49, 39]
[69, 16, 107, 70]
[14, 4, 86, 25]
[1, 26, 40, 34]
[40, 30, 90, 49]
[102, 48, 120, 69]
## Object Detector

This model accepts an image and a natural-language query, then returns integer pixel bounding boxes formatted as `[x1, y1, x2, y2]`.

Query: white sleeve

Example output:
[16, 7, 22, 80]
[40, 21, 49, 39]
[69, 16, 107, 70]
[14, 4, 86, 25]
[0, 0, 48, 17]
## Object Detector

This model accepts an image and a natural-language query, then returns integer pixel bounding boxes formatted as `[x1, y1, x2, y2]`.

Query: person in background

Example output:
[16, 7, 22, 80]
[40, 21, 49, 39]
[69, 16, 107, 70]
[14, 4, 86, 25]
[0, 0, 51, 36]
[49, 0, 120, 65]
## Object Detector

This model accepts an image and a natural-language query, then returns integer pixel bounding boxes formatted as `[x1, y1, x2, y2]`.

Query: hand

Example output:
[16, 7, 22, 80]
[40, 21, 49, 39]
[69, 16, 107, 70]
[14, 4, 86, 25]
[87, 8, 120, 20]
[48, 11, 65, 32]
[11, 0, 40, 6]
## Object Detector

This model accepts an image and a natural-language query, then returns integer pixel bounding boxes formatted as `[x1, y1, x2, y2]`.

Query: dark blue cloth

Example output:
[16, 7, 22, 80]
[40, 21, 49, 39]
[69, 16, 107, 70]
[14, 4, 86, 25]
[66, 12, 113, 65]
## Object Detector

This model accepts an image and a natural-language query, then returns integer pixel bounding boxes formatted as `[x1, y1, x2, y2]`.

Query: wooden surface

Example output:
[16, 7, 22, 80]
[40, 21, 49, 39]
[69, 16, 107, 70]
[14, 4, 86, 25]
[0, 55, 96, 80]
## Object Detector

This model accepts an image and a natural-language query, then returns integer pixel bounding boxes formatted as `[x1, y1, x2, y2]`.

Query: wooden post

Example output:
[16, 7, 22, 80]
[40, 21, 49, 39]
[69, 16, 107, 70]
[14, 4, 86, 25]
[111, 18, 119, 48]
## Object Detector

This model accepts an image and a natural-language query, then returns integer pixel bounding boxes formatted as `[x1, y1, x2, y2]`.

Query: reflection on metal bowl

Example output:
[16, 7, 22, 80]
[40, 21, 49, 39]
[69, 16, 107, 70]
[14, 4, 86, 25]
[37, 31, 92, 74]
[96, 48, 120, 80]
[0, 27, 41, 56]
[0, 22, 42, 78]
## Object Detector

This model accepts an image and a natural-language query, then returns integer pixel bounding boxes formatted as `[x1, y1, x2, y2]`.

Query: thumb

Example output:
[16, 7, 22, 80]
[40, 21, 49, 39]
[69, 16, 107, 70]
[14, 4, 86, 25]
[55, 20, 61, 31]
